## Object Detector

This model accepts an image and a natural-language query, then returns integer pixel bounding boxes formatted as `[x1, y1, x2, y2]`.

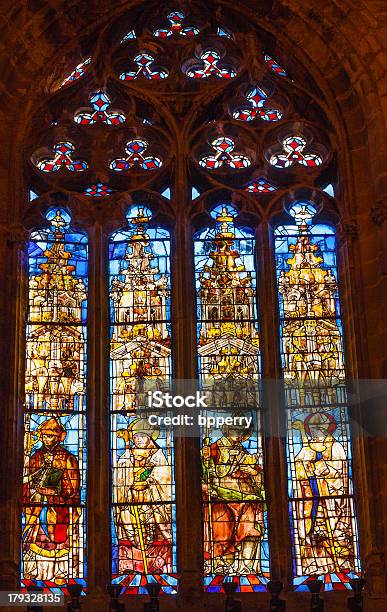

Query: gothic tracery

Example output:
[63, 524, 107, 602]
[20, 0, 363, 598]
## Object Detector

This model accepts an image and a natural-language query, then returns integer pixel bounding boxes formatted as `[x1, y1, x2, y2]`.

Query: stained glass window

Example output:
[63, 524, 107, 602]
[275, 203, 361, 590]
[21, 3, 366, 600]
[199, 137, 251, 171]
[83, 183, 113, 197]
[323, 184, 335, 197]
[29, 188, 39, 202]
[185, 49, 237, 79]
[153, 10, 199, 38]
[232, 85, 283, 123]
[217, 26, 233, 39]
[119, 53, 169, 80]
[74, 91, 126, 125]
[269, 136, 323, 169]
[35, 142, 88, 173]
[22, 209, 87, 593]
[244, 177, 278, 194]
[110, 139, 162, 172]
[60, 58, 91, 88]
[192, 186, 201, 199]
[195, 204, 269, 592]
[121, 30, 136, 42]
[264, 54, 287, 78]
[161, 187, 171, 199]
[109, 206, 177, 594]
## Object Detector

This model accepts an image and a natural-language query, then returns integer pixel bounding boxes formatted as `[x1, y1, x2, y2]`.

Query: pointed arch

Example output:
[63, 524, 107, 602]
[22, 208, 88, 593]
[109, 205, 177, 594]
[274, 202, 361, 589]
[0, 1, 384, 607]
[194, 203, 270, 591]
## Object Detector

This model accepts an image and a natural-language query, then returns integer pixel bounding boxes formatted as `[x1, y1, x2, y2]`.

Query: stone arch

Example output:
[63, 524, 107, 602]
[0, 1, 386, 608]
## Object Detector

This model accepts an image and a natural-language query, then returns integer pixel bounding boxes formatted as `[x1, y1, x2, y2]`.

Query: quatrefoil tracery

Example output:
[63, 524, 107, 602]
[233, 85, 283, 123]
[74, 92, 126, 125]
[154, 10, 199, 38]
[269, 136, 323, 169]
[36, 142, 88, 173]
[110, 139, 162, 172]
[199, 137, 251, 170]
[119, 52, 169, 80]
[186, 49, 237, 79]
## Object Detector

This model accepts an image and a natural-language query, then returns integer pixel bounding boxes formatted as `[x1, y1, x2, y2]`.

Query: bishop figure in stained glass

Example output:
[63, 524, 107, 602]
[22, 209, 87, 591]
[113, 418, 173, 575]
[110, 206, 176, 594]
[195, 205, 269, 590]
[275, 203, 361, 588]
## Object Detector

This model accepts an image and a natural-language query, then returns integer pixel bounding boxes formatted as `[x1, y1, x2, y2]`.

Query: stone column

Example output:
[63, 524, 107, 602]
[0, 224, 28, 591]
[338, 215, 387, 597]
[83, 220, 111, 609]
[258, 220, 293, 585]
[172, 187, 203, 610]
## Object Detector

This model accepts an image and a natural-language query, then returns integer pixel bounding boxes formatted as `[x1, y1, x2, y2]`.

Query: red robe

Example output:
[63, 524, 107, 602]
[23, 444, 80, 550]
[203, 439, 264, 562]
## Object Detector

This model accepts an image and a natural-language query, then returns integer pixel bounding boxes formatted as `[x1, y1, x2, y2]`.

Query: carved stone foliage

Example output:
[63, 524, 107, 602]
[339, 217, 360, 241]
[371, 198, 387, 226]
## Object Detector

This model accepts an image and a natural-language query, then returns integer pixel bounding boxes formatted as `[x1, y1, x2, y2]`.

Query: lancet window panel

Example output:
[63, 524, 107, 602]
[22, 209, 88, 594]
[274, 203, 361, 590]
[109, 205, 177, 595]
[195, 204, 269, 592]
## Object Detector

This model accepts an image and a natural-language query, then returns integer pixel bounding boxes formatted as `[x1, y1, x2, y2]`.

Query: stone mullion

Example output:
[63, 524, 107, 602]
[172, 185, 203, 608]
[337, 220, 387, 595]
[257, 220, 293, 585]
[85, 222, 110, 608]
[0, 226, 28, 593]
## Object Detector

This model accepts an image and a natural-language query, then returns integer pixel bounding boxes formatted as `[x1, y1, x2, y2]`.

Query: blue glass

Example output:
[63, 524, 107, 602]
[195, 204, 269, 589]
[109, 205, 176, 593]
[22, 208, 88, 593]
[275, 207, 361, 589]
